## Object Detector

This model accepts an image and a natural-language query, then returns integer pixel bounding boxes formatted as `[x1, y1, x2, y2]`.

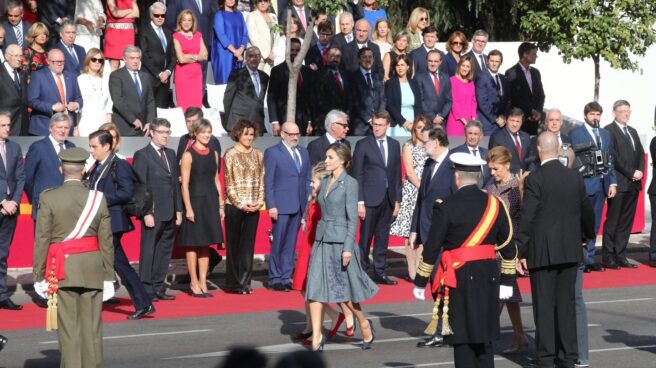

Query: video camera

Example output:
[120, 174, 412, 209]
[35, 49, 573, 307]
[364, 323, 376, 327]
[571, 120, 612, 178]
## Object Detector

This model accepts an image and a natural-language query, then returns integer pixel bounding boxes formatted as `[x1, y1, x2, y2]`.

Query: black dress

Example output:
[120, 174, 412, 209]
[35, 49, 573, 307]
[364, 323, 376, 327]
[178, 146, 223, 246]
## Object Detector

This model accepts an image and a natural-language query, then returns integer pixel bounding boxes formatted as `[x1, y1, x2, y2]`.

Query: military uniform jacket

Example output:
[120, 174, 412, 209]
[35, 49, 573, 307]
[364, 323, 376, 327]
[33, 180, 114, 289]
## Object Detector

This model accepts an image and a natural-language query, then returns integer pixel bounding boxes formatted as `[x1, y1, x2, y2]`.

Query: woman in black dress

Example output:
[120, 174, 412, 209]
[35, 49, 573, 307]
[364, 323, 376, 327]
[179, 119, 225, 297]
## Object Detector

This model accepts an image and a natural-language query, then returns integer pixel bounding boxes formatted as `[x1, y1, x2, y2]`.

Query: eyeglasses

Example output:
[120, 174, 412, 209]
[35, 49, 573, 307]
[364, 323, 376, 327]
[283, 131, 300, 137]
[152, 14, 166, 19]
[154, 129, 172, 135]
[334, 122, 349, 129]
[419, 17, 428, 21]
[451, 41, 464, 46]
[90, 57, 104, 63]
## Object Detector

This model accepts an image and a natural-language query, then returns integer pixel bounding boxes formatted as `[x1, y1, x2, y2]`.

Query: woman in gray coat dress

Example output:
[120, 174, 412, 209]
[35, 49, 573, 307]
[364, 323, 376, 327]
[305, 143, 378, 351]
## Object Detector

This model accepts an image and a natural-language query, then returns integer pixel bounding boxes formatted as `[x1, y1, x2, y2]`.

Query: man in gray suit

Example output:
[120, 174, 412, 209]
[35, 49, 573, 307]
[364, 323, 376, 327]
[223, 46, 270, 135]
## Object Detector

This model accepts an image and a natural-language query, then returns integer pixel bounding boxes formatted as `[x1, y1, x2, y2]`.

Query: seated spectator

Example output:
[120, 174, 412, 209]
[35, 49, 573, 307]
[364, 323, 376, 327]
[312, 47, 350, 133]
[409, 25, 441, 76]
[331, 11, 354, 49]
[405, 7, 429, 52]
[415, 50, 452, 126]
[361, 0, 387, 30]
[371, 19, 392, 58]
[443, 30, 467, 77]
[73, 0, 105, 52]
[488, 107, 530, 173]
[385, 54, 420, 136]
[52, 20, 86, 76]
[348, 47, 385, 136]
[475, 49, 511, 136]
[305, 20, 333, 71]
[246, 0, 278, 75]
[446, 55, 477, 136]
[382, 30, 410, 81]
[77, 48, 112, 136]
[20, 21, 48, 81]
[340, 18, 383, 80]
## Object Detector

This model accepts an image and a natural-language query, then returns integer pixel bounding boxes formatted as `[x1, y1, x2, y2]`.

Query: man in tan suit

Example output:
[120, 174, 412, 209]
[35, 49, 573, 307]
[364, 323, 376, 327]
[32, 147, 114, 367]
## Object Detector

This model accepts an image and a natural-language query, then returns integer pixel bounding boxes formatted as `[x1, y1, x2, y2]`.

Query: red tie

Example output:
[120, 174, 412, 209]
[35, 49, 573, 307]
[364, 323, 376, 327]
[513, 133, 523, 160]
[297, 72, 303, 88]
[334, 71, 344, 92]
[432, 72, 440, 95]
[321, 47, 327, 65]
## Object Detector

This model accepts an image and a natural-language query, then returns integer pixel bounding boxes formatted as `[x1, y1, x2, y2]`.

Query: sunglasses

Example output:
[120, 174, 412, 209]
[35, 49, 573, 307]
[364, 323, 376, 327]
[152, 14, 166, 19]
[451, 41, 464, 46]
[90, 57, 104, 63]
[419, 17, 428, 21]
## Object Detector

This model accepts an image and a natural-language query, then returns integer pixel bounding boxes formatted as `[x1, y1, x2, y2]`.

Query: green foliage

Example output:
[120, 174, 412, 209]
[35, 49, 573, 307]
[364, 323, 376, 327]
[304, 0, 349, 16]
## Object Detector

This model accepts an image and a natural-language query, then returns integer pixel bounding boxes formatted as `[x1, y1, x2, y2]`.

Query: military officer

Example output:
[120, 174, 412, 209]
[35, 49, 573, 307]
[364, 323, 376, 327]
[413, 152, 517, 367]
[32, 147, 114, 368]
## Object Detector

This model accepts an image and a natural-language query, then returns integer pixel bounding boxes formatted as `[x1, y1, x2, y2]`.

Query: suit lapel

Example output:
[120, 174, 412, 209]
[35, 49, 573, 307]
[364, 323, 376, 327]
[149, 144, 170, 172]
[369, 136, 385, 166]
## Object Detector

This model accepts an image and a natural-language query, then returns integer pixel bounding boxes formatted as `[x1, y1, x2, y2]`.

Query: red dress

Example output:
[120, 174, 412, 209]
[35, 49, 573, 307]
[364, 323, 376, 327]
[173, 32, 204, 112]
[291, 202, 321, 291]
[104, 0, 135, 59]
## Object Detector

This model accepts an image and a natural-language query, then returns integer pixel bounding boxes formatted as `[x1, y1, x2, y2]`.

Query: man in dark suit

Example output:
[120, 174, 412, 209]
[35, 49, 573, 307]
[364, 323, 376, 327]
[36, 0, 74, 48]
[475, 49, 510, 136]
[353, 110, 401, 284]
[415, 50, 452, 126]
[312, 47, 350, 135]
[505, 42, 545, 135]
[264, 122, 311, 291]
[304, 20, 333, 70]
[307, 109, 350, 164]
[87, 130, 155, 320]
[340, 19, 384, 80]
[463, 29, 488, 79]
[516, 131, 595, 368]
[282, 0, 312, 38]
[569, 101, 617, 273]
[2, 1, 30, 48]
[348, 47, 385, 136]
[602, 100, 644, 269]
[268, 38, 313, 136]
[165, 0, 213, 78]
[648, 136, 656, 268]
[488, 107, 530, 174]
[331, 11, 354, 49]
[409, 26, 441, 77]
[109, 45, 157, 137]
[139, 1, 174, 108]
[451, 120, 490, 186]
[132, 118, 182, 301]
[223, 46, 270, 134]
[27, 49, 82, 136]
[526, 108, 572, 171]
[0, 44, 27, 135]
[176, 107, 221, 164]
[0, 111, 24, 310]
[51, 21, 86, 76]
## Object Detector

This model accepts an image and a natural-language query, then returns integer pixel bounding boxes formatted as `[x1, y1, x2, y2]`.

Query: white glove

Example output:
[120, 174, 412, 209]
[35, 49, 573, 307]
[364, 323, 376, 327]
[499, 285, 513, 300]
[102, 281, 115, 302]
[34, 280, 49, 299]
[413, 286, 426, 301]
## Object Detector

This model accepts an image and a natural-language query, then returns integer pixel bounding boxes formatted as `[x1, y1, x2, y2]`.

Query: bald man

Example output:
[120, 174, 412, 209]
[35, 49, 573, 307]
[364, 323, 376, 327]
[339, 18, 384, 80]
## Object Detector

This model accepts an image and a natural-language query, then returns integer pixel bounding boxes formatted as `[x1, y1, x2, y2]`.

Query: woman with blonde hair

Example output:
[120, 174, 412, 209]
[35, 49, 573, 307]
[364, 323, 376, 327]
[78, 48, 113, 136]
[371, 19, 392, 59]
[405, 7, 429, 51]
[245, 0, 278, 74]
[173, 10, 208, 112]
[382, 30, 410, 81]
[20, 22, 49, 78]
[446, 55, 477, 136]
[443, 30, 468, 76]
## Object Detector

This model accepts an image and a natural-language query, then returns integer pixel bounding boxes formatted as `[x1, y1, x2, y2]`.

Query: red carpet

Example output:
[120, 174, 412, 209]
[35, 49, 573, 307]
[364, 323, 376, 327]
[2, 265, 656, 331]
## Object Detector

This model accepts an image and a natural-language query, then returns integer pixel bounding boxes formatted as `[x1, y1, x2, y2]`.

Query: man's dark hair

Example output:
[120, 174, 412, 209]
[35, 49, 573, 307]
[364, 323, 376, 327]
[518, 42, 537, 59]
[150, 118, 171, 131]
[317, 20, 333, 35]
[487, 49, 503, 63]
[422, 25, 438, 37]
[584, 101, 603, 115]
[184, 106, 203, 119]
[89, 130, 114, 150]
[357, 46, 372, 59]
[290, 37, 302, 46]
[426, 49, 442, 61]
[372, 110, 391, 124]
[427, 126, 449, 147]
[508, 107, 525, 119]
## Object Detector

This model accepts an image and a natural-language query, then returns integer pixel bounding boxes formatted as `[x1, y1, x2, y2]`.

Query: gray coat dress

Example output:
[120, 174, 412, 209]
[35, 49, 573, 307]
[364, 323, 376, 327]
[305, 171, 378, 303]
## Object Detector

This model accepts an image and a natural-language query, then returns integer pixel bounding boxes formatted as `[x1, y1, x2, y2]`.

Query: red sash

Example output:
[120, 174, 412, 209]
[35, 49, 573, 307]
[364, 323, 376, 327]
[45, 236, 99, 296]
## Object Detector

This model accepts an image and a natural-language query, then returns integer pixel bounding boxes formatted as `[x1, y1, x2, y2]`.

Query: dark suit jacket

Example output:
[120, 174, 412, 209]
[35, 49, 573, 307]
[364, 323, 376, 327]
[2, 20, 30, 47]
[384, 76, 421, 127]
[0, 139, 24, 207]
[352, 135, 402, 207]
[569, 125, 617, 196]
[505, 63, 545, 133]
[263, 142, 311, 214]
[604, 122, 645, 193]
[52, 41, 86, 76]
[27, 68, 83, 136]
[649, 136, 656, 195]
[138, 23, 175, 88]
[306, 134, 351, 165]
[451, 143, 490, 186]
[223, 67, 270, 133]
[285, 4, 312, 38]
[132, 143, 182, 222]
[475, 69, 510, 135]
[267, 62, 312, 132]
[527, 133, 571, 172]
[108, 67, 156, 137]
[415, 70, 452, 121]
[0, 63, 28, 136]
[488, 128, 530, 174]
[340, 41, 384, 81]
[410, 155, 456, 244]
[516, 160, 595, 269]
[90, 154, 135, 234]
[36, 0, 75, 45]
[165, 0, 214, 50]
[305, 43, 330, 70]
[24, 136, 75, 219]
[331, 33, 352, 50]
[464, 50, 486, 78]
[348, 69, 386, 135]
[312, 67, 350, 132]
[409, 47, 443, 77]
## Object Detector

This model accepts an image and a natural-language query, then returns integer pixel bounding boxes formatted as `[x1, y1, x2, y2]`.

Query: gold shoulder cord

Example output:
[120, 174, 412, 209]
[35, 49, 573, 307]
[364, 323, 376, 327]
[493, 196, 517, 275]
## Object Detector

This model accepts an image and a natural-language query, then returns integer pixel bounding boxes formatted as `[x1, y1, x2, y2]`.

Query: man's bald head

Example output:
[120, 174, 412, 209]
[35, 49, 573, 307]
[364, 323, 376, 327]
[537, 131, 559, 158]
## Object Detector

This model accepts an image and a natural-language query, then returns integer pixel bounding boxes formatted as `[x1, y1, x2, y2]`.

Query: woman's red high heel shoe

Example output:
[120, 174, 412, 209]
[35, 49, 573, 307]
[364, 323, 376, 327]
[327, 313, 346, 339]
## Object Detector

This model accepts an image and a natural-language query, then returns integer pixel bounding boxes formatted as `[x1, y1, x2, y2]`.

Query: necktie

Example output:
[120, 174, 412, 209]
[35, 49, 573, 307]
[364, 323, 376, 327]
[195, 0, 202, 12]
[159, 148, 170, 171]
[622, 126, 635, 150]
[378, 139, 386, 165]
[321, 47, 327, 65]
[524, 67, 533, 93]
[513, 133, 523, 160]
[13, 69, 21, 92]
[90, 160, 101, 185]
[471, 148, 478, 157]
[252, 71, 261, 96]
[366, 72, 373, 89]
[494, 74, 501, 96]
[55, 74, 66, 105]
[293, 148, 301, 173]
[15, 25, 23, 49]
[593, 127, 601, 147]
[432, 72, 440, 95]
[346, 34, 352, 43]
[58, 143, 65, 154]
[479, 54, 486, 70]
[157, 27, 167, 50]
[334, 71, 343, 92]
[297, 7, 307, 30]
[68, 46, 79, 64]
[431, 160, 439, 179]
[133, 72, 142, 97]
[297, 72, 303, 88]
[0, 141, 7, 172]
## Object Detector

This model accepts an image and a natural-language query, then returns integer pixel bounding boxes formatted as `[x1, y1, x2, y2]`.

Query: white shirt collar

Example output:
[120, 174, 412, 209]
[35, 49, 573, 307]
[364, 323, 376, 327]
[325, 133, 337, 144]
[423, 44, 435, 52]
[359, 66, 372, 77]
[541, 157, 559, 165]
[49, 135, 65, 150]
[2, 60, 15, 76]
[151, 21, 162, 31]
[150, 141, 165, 151]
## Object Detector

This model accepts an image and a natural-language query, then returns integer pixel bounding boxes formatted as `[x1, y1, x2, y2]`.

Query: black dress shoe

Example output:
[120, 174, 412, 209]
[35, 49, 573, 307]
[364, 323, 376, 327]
[374, 277, 398, 285]
[617, 260, 638, 269]
[270, 284, 289, 292]
[284, 283, 293, 291]
[34, 298, 48, 309]
[650, 260, 656, 268]
[155, 291, 176, 301]
[103, 297, 121, 304]
[127, 304, 155, 320]
[588, 262, 605, 272]
[603, 262, 621, 270]
[0, 335, 6, 352]
[291, 331, 312, 341]
[0, 298, 23, 310]
[416, 335, 444, 348]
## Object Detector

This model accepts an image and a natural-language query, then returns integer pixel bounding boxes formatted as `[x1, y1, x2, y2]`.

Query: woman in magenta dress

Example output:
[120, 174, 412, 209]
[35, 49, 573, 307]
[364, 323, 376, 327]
[104, 0, 139, 71]
[446, 55, 477, 136]
[173, 10, 208, 113]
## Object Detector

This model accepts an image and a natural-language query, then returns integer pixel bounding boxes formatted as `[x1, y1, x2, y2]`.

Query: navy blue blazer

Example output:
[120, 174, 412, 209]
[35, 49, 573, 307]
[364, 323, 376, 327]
[2, 20, 30, 47]
[0, 139, 25, 206]
[352, 135, 402, 206]
[165, 0, 214, 50]
[348, 69, 386, 135]
[307, 135, 351, 165]
[475, 69, 510, 135]
[451, 143, 490, 186]
[27, 68, 83, 136]
[526, 133, 572, 172]
[264, 142, 311, 215]
[52, 41, 87, 76]
[569, 125, 617, 196]
[24, 137, 75, 219]
[488, 128, 530, 174]
[91, 155, 135, 234]
[305, 43, 330, 70]
[132, 144, 182, 222]
[409, 47, 444, 77]
[384, 77, 421, 127]
[415, 70, 452, 122]
[410, 155, 456, 244]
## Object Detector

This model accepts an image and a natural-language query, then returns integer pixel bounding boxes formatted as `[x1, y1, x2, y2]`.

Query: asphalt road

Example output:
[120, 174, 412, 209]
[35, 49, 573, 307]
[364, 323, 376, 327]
[2, 283, 655, 368]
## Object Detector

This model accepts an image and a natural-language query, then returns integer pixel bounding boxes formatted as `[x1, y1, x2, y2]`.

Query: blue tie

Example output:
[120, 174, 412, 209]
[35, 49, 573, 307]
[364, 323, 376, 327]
[293, 148, 301, 173]
[133, 72, 142, 97]
[593, 128, 600, 147]
[157, 27, 167, 50]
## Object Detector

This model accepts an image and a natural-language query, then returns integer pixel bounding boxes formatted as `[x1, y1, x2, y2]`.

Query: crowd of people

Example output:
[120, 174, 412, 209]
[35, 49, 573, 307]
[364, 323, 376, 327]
[0, 1, 653, 368]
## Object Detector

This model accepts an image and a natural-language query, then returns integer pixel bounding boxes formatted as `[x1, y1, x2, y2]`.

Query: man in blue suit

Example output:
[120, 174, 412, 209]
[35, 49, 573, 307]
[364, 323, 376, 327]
[51, 21, 86, 76]
[488, 107, 530, 174]
[353, 110, 402, 284]
[347, 47, 386, 136]
[415, 50, 452, 126]
[2, 1, 31, 48]
[569, 101, 617, 272]
[27, 49, 82, 136]
[451, 120, 490, 187]
[475, 50, 510, 136]
[409, 26, 441, 76]
[264, 122, 311, 291]
[0, 111, 24, 311]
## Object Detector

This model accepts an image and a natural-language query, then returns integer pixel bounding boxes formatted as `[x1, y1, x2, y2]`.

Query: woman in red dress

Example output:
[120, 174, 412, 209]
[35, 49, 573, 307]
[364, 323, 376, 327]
[104, 0, 139, 71]
[173, 10, 207, 113]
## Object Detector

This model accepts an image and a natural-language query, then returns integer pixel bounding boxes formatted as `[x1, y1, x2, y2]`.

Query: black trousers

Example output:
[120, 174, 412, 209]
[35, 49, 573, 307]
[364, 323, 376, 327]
[0, 214, 18, 301]
[153, 82, 172, 109]
[358, 192, 393, 278]
[602, 190, 638, 263]
[113, 233, 152, 310]
[649, 194, 656, 261]
[530, 263, 579, 368]
[453, 343, 493, 368]
[224, 204, 259, 291]
[139, 218, 176, 297]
